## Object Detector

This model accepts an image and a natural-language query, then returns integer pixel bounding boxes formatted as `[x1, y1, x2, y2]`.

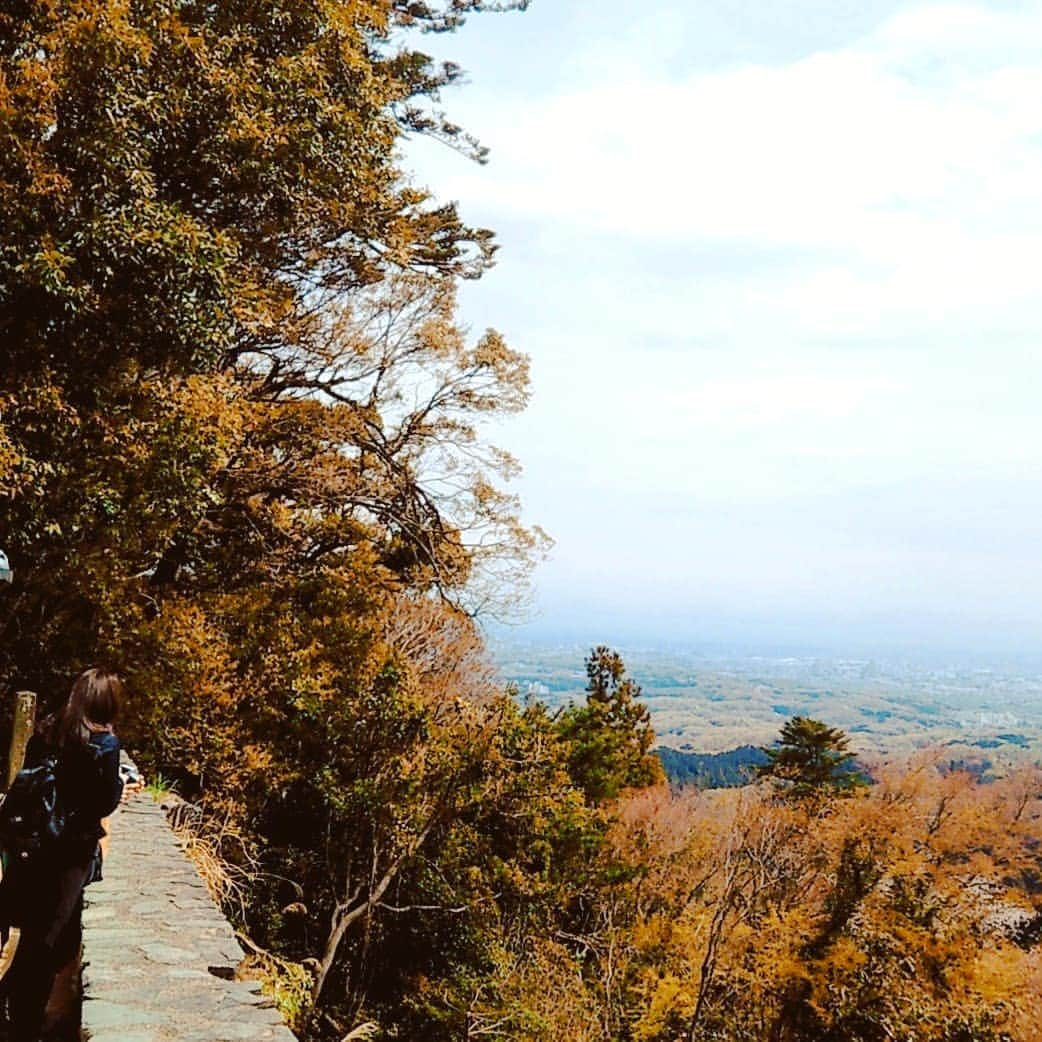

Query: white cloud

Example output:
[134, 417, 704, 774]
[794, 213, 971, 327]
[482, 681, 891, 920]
[659, 373, 904, 428]
[426, 3, 1042, 271]
[407, 2, 1042, 648]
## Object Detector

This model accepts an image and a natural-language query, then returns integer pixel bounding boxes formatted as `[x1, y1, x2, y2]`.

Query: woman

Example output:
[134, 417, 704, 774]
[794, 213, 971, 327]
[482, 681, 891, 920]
[1, 667, 126, 1040]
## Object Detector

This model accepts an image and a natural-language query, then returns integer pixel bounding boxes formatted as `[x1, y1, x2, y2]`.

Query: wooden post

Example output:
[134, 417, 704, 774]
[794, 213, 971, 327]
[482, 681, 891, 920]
[0, 690, 35, 980]
[6, 690, 36, 790]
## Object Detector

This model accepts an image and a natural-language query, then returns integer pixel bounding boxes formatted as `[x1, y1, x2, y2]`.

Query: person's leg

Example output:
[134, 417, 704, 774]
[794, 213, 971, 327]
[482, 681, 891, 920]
[0, 866, 54, 1042]
[5, 860, 89, 1041]
[41, 890, 82, 1039]
[41, 864, 89, 955]
[5, 933, 53, 1041]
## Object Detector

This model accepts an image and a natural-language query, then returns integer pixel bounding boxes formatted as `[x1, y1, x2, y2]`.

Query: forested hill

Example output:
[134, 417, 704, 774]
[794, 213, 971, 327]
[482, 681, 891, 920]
[657, 741, 874, 790]
[656, 744, 769, 787]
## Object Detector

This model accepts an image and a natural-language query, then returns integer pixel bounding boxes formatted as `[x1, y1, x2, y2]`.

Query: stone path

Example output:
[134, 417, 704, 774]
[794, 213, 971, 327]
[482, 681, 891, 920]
[81, 791, 297, 1042]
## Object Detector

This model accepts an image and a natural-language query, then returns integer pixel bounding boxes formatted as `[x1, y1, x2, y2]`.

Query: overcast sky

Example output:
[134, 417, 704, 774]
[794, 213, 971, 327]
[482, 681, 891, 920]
[408, 1, 1042, 658]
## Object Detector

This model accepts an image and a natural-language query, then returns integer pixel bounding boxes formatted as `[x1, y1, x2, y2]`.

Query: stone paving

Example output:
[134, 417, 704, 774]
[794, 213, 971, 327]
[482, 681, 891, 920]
[80, 792, 297, 1042]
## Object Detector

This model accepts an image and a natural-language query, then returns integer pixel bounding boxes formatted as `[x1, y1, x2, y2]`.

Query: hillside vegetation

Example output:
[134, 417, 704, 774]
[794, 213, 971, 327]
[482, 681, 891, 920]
[1, 4, 1041, 1040]
[656, 744, 769, 787]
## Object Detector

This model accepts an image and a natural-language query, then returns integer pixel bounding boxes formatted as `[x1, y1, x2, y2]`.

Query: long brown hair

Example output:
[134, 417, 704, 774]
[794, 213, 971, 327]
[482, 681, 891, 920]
[52, 667, 123, 749]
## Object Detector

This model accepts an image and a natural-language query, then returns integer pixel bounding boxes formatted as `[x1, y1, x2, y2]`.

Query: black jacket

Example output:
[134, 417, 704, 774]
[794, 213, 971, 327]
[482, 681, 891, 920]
[26, 729, 124, 861]
[60, 731, 124, 856]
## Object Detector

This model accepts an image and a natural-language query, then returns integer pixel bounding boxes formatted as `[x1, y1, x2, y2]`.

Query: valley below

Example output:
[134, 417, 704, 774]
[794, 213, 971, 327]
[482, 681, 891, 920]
[494, 640, 1042, 772]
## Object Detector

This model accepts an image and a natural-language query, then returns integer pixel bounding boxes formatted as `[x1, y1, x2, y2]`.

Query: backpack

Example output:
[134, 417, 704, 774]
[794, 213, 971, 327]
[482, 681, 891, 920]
[0, 755, 67, 865]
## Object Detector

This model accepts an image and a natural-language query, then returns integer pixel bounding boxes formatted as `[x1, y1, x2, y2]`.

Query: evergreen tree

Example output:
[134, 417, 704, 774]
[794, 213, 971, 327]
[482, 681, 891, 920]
[557, 646, 664, 803]
[757, 716, 864, 796]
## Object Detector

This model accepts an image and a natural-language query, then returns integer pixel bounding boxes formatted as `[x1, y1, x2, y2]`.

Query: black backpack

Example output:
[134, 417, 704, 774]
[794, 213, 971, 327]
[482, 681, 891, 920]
[0, 755, 67, 865]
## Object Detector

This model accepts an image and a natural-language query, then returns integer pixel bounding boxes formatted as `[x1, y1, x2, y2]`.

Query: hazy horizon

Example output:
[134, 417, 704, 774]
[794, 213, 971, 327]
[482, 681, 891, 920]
[488, 611, 1042, 670]
[411, 1, 1042, 660]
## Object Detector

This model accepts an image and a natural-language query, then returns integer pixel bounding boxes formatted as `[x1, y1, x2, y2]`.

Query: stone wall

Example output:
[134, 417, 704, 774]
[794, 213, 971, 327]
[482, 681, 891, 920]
[80, 791, 297, 1042]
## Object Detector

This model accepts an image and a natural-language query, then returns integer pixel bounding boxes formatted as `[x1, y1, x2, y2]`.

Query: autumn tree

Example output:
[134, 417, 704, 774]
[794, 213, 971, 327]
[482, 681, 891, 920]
[0, 3, 558, 1040]
[757, 716, 865, 797]
[546, 763, 1041, 1042]
[0, 0, 510, 378]
[0, 0, 539, 698]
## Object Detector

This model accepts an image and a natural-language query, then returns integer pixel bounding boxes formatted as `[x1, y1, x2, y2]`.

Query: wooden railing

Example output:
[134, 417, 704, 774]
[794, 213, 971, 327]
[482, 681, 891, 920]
[0, 689, 37, 980]
[7, 690, 36, 788]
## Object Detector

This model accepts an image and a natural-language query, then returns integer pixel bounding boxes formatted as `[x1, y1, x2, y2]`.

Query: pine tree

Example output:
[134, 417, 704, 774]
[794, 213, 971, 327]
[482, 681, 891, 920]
[557, 646, 664, 803]
[757, 716, 865, 796]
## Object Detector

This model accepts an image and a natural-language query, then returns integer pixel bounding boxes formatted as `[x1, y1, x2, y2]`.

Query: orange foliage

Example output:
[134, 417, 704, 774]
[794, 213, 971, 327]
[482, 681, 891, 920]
[495, 763, 1042, 1042]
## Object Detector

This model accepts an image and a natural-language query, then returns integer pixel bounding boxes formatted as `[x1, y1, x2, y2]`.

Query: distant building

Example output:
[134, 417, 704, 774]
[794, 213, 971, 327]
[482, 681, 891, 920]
[957, 710, 1020, 729]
